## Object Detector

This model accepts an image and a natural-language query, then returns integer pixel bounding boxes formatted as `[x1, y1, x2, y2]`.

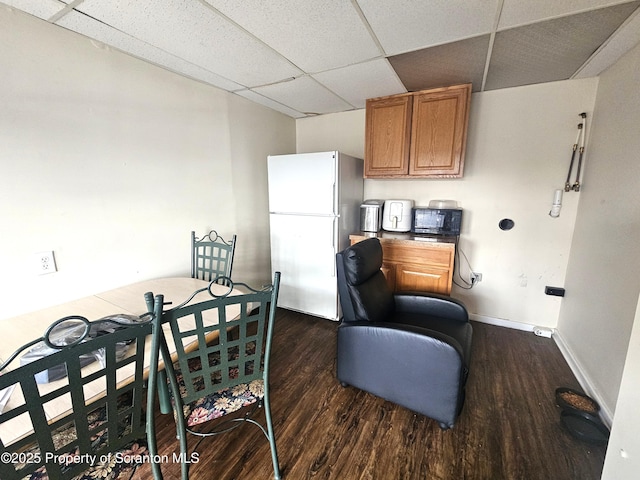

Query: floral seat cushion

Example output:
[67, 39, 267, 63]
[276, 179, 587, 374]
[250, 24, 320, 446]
[184, 378, 264, 427]
[170, 342, 265, 428]
[20, 393, 148, 480]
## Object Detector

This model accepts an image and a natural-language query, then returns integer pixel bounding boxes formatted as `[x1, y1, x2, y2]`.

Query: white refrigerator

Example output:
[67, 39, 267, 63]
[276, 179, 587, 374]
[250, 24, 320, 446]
[268, 151, 364, 320]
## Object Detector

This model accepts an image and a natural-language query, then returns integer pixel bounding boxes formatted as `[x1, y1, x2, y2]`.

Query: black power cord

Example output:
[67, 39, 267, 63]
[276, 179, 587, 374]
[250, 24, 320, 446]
[453, 244, 476, 290]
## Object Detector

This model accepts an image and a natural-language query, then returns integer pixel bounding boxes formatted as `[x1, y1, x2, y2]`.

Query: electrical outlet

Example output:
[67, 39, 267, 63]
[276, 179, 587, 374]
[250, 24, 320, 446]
[470, 272, 482, 284]
[34, 251, 57, 275]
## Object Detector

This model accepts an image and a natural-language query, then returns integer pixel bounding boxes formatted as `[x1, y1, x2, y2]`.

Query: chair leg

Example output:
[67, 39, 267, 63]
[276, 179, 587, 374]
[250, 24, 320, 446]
[157, 370, 172, 414]
[146, 417, 164, 479]
[167, 382, 191, 479]
[263, 395, 281, 480]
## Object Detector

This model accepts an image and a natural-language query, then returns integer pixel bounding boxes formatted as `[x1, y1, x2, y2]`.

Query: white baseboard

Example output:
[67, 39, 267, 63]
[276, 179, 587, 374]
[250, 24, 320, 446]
[470, 313, 612, 426]
[553, 331, 613, 427]
[469, 313, 536, 332]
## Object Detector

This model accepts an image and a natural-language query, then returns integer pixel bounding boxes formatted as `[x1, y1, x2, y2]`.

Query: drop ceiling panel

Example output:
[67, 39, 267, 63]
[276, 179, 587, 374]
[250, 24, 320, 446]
[5, 0, 640, 118]
[2, 0, 65, 19]
[252, 76, 354, 115]
[234, 89, 306, 118]
[56, 11, 243, 91]
[69, 0, 302, 88]
[205, 0, 381, 72]
[389, 35, 490, 93]
[312, 59, 406, 108]
[574, 8, 640, 77]
[357, 0, 499, 55]
[486, 2, 640, 90]
[499, 0, 636, 29]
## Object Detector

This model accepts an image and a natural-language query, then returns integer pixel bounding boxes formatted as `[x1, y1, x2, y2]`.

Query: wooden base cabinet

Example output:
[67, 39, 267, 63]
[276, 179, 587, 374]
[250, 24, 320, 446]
[350, 234, 455, 295]
[395, 263, 452, 294]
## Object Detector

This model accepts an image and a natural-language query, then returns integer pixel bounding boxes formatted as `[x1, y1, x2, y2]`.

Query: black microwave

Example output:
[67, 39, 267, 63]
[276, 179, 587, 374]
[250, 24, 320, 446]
[411, 207, 462, 236]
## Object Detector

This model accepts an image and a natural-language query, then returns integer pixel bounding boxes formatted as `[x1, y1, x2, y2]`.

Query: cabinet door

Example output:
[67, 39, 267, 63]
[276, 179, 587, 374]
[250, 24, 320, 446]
[395, 263, 452, 295]
[365, 95, 412, 177]
[409, 84, 471, 178]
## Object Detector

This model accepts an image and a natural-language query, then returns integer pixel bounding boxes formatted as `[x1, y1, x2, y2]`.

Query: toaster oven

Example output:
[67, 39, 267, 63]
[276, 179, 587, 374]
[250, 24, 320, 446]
[411, 208, 462, 236]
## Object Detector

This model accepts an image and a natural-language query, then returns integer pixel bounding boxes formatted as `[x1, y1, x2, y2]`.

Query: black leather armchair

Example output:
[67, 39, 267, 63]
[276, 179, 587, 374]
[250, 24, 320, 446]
[336, 237, 473, 429]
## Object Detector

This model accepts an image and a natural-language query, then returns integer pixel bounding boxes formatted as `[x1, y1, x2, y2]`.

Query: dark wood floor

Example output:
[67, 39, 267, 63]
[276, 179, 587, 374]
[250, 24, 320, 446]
[134, 308, 607, 480]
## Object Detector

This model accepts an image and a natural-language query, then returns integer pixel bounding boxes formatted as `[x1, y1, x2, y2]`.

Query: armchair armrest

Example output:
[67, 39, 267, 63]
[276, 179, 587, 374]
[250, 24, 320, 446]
[336, 322, 467, 427]
[394, 292, 469, 323]
[340, 321, 465, 358]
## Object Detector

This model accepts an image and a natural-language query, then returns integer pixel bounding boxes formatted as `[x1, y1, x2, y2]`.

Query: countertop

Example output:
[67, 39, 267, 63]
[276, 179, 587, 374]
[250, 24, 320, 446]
[350, 231, 457, 246]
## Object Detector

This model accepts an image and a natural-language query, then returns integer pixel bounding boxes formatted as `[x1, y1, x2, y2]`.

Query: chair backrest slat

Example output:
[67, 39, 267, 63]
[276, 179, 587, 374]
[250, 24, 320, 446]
[160, 283, 277, 406]
[0, 315, 156, 480]
[191, 230, 237, 282]
[146, 273, 281, 480]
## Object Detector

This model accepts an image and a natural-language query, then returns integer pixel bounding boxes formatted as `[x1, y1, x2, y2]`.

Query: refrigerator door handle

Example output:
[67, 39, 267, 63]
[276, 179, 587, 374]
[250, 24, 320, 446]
[331, 217, 337, 277]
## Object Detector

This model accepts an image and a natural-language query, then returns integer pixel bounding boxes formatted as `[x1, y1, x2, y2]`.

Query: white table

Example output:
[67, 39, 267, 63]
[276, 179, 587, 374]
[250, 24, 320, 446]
[0, 277, 239, 446]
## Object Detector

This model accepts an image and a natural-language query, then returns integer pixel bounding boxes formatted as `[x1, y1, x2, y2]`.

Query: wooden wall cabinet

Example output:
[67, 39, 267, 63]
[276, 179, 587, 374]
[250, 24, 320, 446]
[364, 94, 412, 176]
[365, 84, 471, 179]
[350, 234, 455, 295]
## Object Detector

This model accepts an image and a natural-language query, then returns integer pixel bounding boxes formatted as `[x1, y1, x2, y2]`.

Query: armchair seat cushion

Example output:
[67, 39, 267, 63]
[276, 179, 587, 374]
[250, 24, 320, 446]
[393, 311, 473, 364]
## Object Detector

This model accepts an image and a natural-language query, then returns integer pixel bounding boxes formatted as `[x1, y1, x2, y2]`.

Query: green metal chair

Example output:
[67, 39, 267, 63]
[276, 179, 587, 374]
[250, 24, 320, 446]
[145, 272, 281, 480]
[191, 230, 237, 283]
[0, 310, 164, 480]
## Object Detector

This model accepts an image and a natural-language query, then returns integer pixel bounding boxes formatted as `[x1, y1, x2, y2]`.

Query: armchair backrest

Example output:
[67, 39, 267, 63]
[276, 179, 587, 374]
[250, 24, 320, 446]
[336, 238, 394, 323]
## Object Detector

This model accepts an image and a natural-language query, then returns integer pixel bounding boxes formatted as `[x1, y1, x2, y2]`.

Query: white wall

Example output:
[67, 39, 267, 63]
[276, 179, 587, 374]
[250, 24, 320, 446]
[602, 294, 640, 478]
[561, 40, 640, 441]
[0, 6, 295, 320]
[297, 79, 598, 329]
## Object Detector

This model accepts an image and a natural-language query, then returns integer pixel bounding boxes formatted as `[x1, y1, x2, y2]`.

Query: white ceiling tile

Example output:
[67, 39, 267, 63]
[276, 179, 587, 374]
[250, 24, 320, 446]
[205, 0, 381, 72]
[55, 11, 243, 91]
[252, 76, 354, 115]
[357, 0, 500, 55]
[70, 0, 302, 87]
[5, 0, 640, 116]
[312, 59, 406, 108]
[574, 7, 640, 77]
[499, 0, 636, 29]
[234, 90, 306, 118]
[2, 0, 65, 20]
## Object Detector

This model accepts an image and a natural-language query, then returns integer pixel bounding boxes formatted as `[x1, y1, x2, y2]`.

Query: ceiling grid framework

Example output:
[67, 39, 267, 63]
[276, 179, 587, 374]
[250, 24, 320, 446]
[2, 0, 639, 118]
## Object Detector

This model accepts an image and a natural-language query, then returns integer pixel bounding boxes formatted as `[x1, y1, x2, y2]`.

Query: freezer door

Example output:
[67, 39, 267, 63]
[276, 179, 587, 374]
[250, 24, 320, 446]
[268, 152, 337, 215]
[270, 214, 339, 320]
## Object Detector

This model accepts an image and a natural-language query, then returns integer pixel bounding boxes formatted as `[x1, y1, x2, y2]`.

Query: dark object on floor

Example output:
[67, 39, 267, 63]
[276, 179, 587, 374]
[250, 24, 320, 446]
[335, 237, 473, 430]
[561, 410, 610, 445]
[555, 387, 600, 414]
[555, 386, 609, 445]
